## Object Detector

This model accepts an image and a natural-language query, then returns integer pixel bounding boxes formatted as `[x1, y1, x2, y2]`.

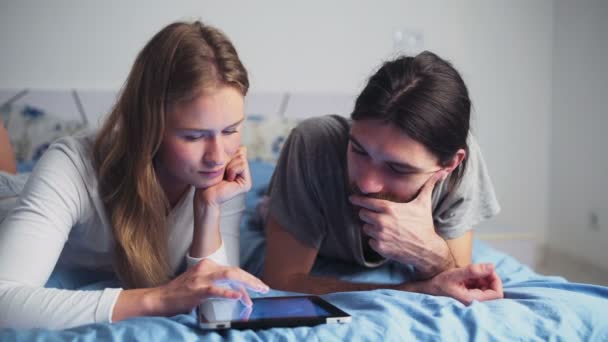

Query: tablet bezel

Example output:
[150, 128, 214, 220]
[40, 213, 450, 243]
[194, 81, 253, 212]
[197, 295, 351, 330]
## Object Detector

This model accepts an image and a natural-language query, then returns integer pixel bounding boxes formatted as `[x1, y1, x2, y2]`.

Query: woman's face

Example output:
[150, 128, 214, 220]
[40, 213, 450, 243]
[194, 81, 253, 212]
[156, 85, 245, 194]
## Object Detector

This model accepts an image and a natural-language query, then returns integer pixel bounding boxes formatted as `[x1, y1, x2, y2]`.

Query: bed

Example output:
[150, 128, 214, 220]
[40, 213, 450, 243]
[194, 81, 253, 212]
[1, 91, 608, 341]
[0, 160, 606, 340]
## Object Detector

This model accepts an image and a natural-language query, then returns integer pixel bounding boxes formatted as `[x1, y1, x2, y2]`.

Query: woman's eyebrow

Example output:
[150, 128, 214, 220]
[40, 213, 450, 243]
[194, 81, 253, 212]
[178, 117, 245, 133]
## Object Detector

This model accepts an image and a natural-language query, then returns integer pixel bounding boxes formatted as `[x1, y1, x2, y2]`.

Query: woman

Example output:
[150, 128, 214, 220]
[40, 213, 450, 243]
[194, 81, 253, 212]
[0, 21, 268, 330]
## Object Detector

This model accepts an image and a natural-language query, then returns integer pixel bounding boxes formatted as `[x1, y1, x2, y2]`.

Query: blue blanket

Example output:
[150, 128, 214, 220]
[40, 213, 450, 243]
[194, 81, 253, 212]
[2, 162, 608, 340]
[3, 234, 608, 341]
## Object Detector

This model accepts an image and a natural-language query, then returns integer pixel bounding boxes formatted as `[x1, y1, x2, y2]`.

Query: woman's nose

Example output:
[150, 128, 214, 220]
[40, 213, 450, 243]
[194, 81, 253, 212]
[202, 137, 225, 167]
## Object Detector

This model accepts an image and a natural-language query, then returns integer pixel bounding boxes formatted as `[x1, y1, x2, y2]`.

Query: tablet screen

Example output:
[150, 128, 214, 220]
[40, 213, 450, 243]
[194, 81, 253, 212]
[198, 295, 351, 329]
[244, 297, 330, 320]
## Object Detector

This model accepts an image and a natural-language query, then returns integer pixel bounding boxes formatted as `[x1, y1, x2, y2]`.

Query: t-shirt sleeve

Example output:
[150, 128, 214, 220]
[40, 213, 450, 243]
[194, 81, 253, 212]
[266, 124, 327, 249]
[431, 134, 501, 240]
[0, 140, 122, 329]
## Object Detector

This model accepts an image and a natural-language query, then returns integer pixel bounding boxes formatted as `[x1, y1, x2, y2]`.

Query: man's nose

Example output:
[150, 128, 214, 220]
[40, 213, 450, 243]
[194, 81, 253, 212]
[357, 167, 384, 195]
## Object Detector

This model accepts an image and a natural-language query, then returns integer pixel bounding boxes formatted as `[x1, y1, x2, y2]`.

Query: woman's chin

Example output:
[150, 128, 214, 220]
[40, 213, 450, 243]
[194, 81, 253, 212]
[193, 176, 223, 189]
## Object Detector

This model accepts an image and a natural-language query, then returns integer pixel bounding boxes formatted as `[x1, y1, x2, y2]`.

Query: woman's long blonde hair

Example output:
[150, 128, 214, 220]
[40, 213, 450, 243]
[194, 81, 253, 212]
[93, 21, 249, 289]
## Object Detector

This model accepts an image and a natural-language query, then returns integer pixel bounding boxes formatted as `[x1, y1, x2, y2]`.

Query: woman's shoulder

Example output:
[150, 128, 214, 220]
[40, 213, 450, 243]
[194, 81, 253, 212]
[51, 130, 96, 155]
[47, 131, 97, 169]
[32, 130, 100, 191]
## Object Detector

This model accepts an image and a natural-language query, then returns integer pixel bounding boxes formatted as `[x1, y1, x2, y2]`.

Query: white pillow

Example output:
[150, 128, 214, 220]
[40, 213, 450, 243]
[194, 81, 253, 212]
[241, 115, 300, 164]
[0, 171, 29, 222]
[1, 104, 86, 163]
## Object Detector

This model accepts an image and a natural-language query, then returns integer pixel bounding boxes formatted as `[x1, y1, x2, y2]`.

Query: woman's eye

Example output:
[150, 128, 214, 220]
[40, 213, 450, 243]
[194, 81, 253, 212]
[223, 130, 238, 135]
[183, 135, 203, 141]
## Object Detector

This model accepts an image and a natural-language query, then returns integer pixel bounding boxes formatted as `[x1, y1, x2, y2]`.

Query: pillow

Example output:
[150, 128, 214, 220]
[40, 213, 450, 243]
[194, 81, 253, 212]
[246, 160, 275, 209]
[0, 171, 29, 222]
[1, 104, 87, 165]
[241, 115, 300, 164]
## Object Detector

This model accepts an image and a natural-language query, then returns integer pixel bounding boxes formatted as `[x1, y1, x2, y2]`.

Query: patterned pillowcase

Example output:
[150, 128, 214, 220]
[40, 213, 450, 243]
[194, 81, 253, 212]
[241, 115, 300, 164]
[1, 104, 296, 169]
[1, 104, 87, 166]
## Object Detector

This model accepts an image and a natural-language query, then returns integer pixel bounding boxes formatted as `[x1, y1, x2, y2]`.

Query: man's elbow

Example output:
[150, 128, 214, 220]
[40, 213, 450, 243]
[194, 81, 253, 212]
[262, 271, 306, 292]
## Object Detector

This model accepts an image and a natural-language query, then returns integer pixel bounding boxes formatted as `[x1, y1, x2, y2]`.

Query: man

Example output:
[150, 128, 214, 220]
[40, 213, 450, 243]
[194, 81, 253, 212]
[262, 51, 503, 304]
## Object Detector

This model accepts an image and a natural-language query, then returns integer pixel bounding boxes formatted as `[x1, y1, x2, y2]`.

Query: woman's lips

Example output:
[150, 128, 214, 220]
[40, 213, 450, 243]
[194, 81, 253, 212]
[199, 169, 224, 178]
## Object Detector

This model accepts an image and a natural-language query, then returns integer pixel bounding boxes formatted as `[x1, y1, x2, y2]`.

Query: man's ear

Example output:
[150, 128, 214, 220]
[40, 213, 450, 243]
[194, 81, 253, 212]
[443, 148, 466, 173]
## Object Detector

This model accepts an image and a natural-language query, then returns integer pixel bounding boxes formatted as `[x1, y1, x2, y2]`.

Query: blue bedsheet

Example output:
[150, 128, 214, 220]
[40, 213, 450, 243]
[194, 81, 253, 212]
[2, 162, 608, 340]
[3, 228, 608, 341]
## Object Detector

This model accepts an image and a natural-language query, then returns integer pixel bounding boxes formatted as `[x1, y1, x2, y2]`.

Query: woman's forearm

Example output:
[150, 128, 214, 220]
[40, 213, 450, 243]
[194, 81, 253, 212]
[190, 203, 222, 258]
[111, 288, 159, 322]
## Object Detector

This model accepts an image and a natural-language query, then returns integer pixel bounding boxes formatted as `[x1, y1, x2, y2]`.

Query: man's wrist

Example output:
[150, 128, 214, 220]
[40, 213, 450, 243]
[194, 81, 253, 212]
[398, 278, 434, 294]
[415, 235, 455, 279]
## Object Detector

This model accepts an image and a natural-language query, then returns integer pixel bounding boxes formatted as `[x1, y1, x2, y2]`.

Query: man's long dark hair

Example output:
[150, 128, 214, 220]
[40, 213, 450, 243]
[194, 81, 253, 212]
[351, 51, 471, 191]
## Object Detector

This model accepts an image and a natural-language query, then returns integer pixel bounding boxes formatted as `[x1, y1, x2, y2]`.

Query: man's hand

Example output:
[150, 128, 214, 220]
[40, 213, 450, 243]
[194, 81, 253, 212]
[411, 263, 504, 305]
[349, 170, 453, 276]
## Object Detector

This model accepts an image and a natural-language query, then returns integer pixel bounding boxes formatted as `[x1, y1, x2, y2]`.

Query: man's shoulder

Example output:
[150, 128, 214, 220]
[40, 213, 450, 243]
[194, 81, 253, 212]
[291, 115, 350, 147]
[295, 114, 350, 134]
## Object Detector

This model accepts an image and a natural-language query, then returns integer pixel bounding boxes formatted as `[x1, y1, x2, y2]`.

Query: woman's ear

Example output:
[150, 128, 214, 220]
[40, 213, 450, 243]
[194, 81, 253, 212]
[443, 148, 466, 173]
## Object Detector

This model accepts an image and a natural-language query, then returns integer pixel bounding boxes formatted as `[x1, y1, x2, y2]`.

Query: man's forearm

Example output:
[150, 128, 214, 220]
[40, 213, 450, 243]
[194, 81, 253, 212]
[411, 237, 456, 280]
[274, 273, 426, 295]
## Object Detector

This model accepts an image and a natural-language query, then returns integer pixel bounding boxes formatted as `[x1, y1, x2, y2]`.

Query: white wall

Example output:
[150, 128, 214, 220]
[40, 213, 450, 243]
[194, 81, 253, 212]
[549, 0, 608, 267]
[0, 1, 554, 242]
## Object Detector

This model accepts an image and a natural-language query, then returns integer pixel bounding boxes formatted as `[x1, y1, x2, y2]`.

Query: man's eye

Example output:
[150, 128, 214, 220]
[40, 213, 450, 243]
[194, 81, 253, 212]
[351, 145, 367, 156]
[389, 167, 412, 175]
[387, 164, 417, 176]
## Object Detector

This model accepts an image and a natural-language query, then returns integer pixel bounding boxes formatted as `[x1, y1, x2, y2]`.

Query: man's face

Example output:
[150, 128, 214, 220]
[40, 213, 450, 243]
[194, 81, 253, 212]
[347, 119, 443, 203]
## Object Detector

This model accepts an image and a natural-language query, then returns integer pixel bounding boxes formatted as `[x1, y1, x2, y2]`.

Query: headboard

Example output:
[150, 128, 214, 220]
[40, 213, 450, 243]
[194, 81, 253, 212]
[0, 89, 356, 169]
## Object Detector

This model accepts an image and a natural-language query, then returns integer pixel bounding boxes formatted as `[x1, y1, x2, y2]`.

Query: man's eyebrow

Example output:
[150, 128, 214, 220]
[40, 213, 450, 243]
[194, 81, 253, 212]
[348, 134, 425, 172]
[348, 134, 366, 150]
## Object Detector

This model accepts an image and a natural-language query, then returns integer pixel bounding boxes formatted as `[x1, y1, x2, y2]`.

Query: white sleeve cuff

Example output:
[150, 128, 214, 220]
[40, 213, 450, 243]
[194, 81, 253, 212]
[97, 288, 123, 324]
[186, 241, 228, 268]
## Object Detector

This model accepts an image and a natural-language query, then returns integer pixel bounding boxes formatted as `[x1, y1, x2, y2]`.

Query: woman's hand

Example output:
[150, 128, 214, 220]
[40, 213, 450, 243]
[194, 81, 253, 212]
[197, 146, 251, 207]
[190, 147, 251, 258]
[146, 259, 269, 318]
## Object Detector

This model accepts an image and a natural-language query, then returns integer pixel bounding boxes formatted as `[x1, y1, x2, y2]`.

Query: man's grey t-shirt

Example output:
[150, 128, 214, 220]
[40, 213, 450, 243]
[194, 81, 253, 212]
[266, 115, 500, 267]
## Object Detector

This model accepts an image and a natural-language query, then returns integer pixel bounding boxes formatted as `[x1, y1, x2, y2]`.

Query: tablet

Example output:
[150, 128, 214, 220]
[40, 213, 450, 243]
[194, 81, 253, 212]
[197, 295, 351, 330]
